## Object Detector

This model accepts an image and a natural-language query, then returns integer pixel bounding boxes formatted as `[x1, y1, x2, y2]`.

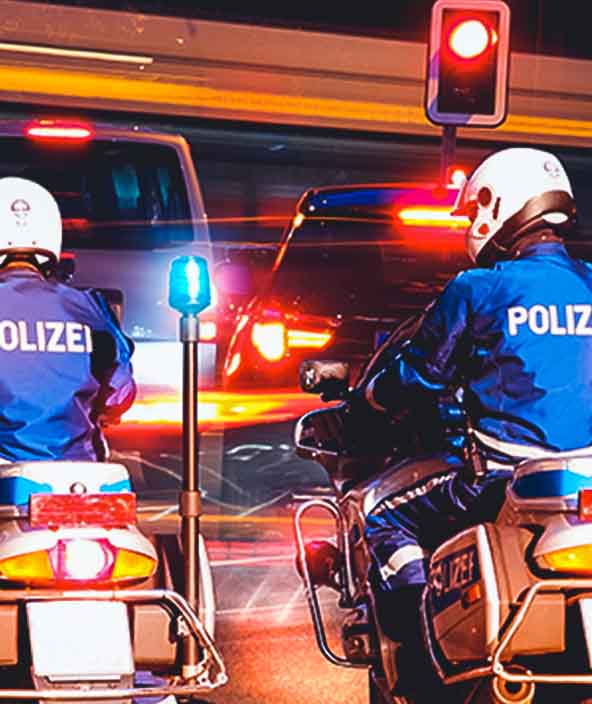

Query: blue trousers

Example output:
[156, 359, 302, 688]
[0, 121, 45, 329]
[365, 453, 510, 596]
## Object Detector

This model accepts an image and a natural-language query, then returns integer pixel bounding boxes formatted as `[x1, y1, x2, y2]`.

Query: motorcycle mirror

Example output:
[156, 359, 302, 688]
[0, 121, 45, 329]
[54, 252, 76, 283]
[299, 359, 350, 396]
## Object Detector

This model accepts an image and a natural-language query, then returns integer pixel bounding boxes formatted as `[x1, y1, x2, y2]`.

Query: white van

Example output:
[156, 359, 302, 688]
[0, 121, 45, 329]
[0, 117, 217, 387]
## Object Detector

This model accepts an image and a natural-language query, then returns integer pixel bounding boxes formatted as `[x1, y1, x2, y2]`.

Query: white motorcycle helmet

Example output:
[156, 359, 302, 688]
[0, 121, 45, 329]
[453, 148, 576, 265]
[0, 176, 62, 270]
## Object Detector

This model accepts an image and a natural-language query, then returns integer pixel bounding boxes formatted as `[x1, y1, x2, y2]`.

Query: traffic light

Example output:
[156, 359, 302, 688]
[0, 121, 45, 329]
[425, 0, 511, 127]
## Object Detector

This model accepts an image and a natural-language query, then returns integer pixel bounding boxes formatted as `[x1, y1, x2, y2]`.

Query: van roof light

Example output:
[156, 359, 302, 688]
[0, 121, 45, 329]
[26, 119, 94, 140]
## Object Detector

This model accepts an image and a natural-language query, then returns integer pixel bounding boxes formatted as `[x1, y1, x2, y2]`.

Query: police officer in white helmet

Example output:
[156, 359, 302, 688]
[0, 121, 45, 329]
[357, 148, 589, 700]
[0, 177, 135, 461]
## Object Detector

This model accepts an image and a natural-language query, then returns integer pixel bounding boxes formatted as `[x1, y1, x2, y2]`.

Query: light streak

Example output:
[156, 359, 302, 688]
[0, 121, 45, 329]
[0, 42, 153, 65]
[0, 63, 590, 141]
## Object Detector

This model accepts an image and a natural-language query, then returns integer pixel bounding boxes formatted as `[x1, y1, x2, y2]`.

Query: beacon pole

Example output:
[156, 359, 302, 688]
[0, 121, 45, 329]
[168, 255, 211, 680]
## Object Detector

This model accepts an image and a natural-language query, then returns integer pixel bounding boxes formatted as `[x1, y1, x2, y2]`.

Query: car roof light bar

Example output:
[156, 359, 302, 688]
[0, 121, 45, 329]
[397, 206, 470, 228]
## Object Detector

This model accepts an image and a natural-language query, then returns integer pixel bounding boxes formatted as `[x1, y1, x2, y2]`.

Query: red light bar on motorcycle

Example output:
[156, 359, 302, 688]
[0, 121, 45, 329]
[26, 119, 94, 140]
[579, 489, 592, 521]
[29, 493, 136, 528]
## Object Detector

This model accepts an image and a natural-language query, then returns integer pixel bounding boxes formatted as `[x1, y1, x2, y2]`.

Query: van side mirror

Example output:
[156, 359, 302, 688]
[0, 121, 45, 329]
[299, 360, 350, 397]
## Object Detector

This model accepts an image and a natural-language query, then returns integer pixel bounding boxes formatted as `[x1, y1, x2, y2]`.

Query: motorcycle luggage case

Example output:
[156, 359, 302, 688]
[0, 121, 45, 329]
[426, 523, 565, 663]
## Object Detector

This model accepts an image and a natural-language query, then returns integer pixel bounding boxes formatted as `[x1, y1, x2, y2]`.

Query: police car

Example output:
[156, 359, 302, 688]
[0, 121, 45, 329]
[0, 118, 217, 388]
[222, 181, 471, 389]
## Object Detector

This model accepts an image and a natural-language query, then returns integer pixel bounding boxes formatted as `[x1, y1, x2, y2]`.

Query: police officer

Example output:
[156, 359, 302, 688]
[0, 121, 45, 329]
[361, 147, 589, 698]
[0, 177, 135, 462]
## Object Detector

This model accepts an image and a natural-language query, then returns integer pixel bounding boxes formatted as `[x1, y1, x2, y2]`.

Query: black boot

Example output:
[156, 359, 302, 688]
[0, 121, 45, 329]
[376, 585, 444, 702]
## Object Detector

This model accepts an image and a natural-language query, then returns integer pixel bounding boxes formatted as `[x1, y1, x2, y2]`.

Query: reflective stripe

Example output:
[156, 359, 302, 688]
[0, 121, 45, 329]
[382, 471, 457, 511]
[474, 430, 592, 460]
[379, 545, 428, 581]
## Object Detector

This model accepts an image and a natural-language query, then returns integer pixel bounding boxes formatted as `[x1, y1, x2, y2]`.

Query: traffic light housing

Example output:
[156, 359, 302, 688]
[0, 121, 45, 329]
[426, 0, 511, 127]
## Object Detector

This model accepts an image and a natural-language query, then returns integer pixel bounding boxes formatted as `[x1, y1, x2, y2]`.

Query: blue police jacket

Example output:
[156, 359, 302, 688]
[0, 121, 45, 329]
[369, 241, 592, 452]
[0, 267, 136, 462]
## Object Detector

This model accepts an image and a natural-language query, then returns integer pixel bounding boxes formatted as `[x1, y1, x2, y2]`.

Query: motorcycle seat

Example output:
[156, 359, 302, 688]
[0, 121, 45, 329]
[343, 453, 463, 518]
[0, 461, 131, 506]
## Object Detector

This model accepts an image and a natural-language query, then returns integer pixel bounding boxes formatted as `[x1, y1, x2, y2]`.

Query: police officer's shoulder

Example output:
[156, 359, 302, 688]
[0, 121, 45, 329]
[84, 288, 121, 327]
[439, 266, 500, 310]
[83, 287, 135, 356]
[444, 266, 496, 295]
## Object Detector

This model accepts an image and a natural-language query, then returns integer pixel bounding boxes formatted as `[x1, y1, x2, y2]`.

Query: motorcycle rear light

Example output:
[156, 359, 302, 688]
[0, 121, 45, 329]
[50, 539, 115, 583]
[287, 329, 332, 349]
[579, 489, 592, 521]
[297, 540, 342, 590]
[541, 544, 592, 574]
[0, 537, 156, 587]
[26, 119, 94, 140]
[251, 321, 286, 361]
[0, 550, 54, 583]
[29, 492, 136, 528]
[111, 548, 157, 581]
[61, 539, 110, 580]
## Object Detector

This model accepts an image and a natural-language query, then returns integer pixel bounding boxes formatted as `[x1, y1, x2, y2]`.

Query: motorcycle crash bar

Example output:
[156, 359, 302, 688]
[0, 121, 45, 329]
[0, 588, 228, 699]
[423, 578, 592, 688]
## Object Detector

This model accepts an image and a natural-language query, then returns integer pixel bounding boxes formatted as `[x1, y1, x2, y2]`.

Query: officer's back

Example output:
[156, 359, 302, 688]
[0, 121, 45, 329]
[0, 177, 135, 462]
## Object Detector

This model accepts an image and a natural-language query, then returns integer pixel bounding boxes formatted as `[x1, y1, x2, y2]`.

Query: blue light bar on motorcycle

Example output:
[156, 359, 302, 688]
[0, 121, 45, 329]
[168, 255, 211, 315]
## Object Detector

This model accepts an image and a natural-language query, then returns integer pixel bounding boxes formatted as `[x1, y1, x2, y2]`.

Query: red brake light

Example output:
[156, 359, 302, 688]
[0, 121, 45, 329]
[448, 19, 491, 59]
[251, 321, 287, 362]
[29, 493, 136, 529]
[26, 119, 94, 141]
[287, 329, 332, 349]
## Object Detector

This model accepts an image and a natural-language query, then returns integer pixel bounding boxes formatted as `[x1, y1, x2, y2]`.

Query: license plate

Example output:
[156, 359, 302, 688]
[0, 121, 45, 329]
[27, 601, 134, 681]
[579, 598, 592, 669]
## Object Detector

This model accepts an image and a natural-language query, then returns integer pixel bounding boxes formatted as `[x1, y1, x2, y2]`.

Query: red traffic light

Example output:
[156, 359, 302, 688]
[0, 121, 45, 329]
[448, 19, 492, 59]
[425, 0, 511, 127]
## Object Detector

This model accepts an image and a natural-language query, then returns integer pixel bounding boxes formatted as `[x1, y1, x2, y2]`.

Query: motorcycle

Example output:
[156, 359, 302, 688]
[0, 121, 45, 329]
[0, 458, 227, 702]
[292, 339, 592, 703]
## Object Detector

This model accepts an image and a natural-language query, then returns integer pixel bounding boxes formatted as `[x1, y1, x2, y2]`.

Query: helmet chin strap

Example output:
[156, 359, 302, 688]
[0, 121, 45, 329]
[0, 249, 58, 278]
[476, 190, 576, 267]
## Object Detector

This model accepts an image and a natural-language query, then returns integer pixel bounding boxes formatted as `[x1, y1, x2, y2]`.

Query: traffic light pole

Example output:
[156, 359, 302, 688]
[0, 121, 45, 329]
[180, 312, 202, 681]
[440, 124, 457, 187]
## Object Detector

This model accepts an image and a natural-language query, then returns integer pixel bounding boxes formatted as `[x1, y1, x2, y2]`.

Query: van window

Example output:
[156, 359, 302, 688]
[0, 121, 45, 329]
[0, 139, 193, 250]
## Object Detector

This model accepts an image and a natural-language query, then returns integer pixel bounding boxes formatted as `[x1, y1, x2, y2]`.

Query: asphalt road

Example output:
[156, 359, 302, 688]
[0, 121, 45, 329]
[108, 414, 369, 703]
